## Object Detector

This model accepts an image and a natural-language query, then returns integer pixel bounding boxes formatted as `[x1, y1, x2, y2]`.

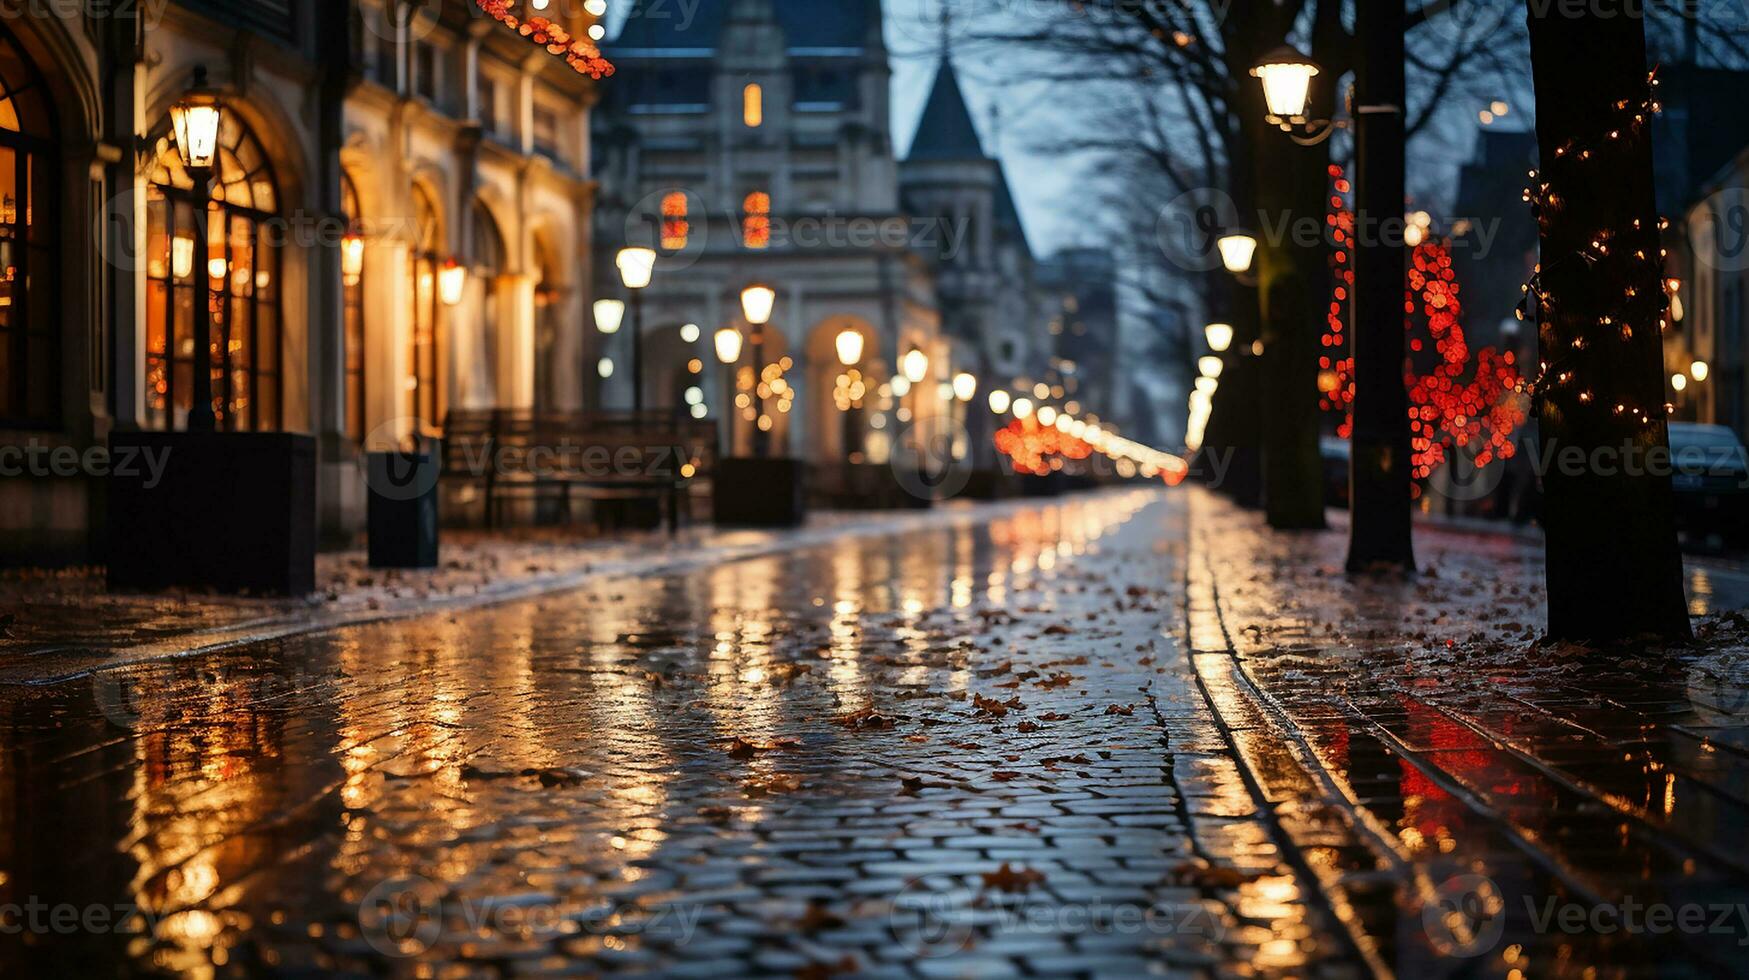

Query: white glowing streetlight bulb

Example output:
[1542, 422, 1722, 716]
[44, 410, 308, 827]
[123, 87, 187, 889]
[835, 329, 865, 367]
[1037, 405, 1058, 427]
[902, 348, 930, 384]
[1216, 235, 1257, 275]
[1195, 376, 1218, 395]
[1250, 46, 1320, 119]
[616, 247, 657, 290]
[170, 66, 223, 169]
[1205, 323, 1235, 353]
[1199, 356, 1225, 380]
[597, 357, 614, 378]
[1672, 373, 1688, 392]
[714, 327, 744, 365]
[680, 323, 701, 344]
[1691, 360, 1710, 382]
[953, 372, 978, 402]
[740, 283, 776, 325]
[438, 258, 467, 307]
[593, 298, 626, 334]
[1012, 397, 1034, 419]
[989, 390, 1012, 415]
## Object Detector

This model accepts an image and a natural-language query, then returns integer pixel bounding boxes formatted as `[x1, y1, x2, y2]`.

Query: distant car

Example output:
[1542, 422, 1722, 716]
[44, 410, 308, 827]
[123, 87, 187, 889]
[1668, 423, 1749, 547]
[1320, 436, 1350, 509]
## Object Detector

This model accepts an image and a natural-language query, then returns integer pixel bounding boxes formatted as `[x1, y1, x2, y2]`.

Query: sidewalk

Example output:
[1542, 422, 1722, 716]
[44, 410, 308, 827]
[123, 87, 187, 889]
[1181, 488, 1749, 975]
[0, 499, 1058, 685]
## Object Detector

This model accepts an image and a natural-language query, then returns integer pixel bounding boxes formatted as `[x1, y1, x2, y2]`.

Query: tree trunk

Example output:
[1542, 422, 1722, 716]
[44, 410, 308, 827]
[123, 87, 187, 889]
[1525, 4, 1690, 641]
[1346, 0, 1415, 570]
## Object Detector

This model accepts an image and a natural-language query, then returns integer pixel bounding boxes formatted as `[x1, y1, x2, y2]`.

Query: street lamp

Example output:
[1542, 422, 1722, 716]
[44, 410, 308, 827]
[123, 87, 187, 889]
[1012, 398, 1034, 419]
[1692, 360, 1710, 382]
[1199, 356, 1225, 380]
[169, 65, 224, 432]
[989, 390, 1011, 415]
[593, 298, 625, 335]
[740, 284, 778, 456]
[341, 229, 365, 287]
[616, 246, 658, 417]
[835, 328, 865, 367]
[438, 258, 467, 307]
[740, 283, 776, 326]
[714, 327, 744, 365]
[1251, 45, 1319, 120]
[953, 372, 978, 403]
[902, 348, 930, 384]
[1216, 234, 1257, 275]
[1205, 323, 1235, 353]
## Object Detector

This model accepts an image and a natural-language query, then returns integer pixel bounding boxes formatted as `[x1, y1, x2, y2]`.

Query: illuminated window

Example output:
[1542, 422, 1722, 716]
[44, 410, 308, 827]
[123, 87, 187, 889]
[742, 191, 770, 250]
[660, 191, 689, 251]
[342, 173, 365, 442]
[0, 24, 58, 428]
[408, 184, 442, 434]
[145, 109, 282, 432]
[743, 83, 763, 127]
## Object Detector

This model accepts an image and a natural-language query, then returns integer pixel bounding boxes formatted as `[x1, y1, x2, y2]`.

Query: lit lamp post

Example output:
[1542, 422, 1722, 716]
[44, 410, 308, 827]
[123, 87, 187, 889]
[438, 258, 467, 307]
[616, 247, 657, 417]
[1216, 235, 1257, 277]
[1205, 323, 1235, 354]
[714, 325, 745, 449]
[168, 66, 224, 432]
[741, 284, 777, 456]
[836, 328, 866, 462]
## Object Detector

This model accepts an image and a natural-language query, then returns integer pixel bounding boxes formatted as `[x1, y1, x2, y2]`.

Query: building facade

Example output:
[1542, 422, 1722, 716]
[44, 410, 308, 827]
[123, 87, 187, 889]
[0, 1, 605, 564]
[593, 0, 1049, 468]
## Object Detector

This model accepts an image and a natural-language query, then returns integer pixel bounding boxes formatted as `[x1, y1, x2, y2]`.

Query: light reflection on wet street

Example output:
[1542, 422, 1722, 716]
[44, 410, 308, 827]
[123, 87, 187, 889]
[9, 488, 1749, 977]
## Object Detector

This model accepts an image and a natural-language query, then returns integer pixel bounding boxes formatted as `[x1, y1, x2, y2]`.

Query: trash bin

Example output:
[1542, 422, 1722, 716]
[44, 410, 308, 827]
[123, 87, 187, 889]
[367, 451, 440, 569]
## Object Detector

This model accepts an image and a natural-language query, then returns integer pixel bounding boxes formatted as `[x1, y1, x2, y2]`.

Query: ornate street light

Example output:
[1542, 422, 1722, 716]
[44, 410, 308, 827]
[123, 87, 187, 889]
[169, 65, 225, 432]
[1216, 234, 1257, 275]
[593, 298, 625, 334]
[1205, 323, 1235, 353]
[953, 372, 978, 403]
[835, 328, 865, 367]
[617, 246, 658, 416]
[1251, 46, 1319, 120]
[438, 258, 467, 307]
[714, 327, 744, 365]
[740, 283, 776, 326]
[902, 348, 930, 384]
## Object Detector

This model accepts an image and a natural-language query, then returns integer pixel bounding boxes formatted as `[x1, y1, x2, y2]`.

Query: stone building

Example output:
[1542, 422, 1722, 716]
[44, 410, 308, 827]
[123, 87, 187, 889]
[0, 0, 605, 564]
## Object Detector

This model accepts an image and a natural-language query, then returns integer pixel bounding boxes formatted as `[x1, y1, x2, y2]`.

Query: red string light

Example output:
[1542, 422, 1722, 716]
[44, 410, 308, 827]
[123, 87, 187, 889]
[474, 1, 615, 79]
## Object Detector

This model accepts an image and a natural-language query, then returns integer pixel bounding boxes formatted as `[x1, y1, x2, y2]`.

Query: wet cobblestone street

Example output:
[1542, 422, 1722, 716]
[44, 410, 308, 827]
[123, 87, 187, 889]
[7, 488, 1749, 978]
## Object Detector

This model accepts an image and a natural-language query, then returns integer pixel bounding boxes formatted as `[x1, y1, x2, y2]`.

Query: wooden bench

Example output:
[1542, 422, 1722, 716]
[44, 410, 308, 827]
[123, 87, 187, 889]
[439, 410, 717, 533]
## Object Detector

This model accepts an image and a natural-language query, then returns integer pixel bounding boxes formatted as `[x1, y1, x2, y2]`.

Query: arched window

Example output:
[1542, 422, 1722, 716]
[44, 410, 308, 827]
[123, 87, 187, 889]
[341, 172, 365, 442]
[660, 191, 689, 251]
[146, 108, 281, 431]
[471, 200, 505, 400]
[408, 184, 442, 432]
[0, 26, 59, 428]
[742, 190, 770, 250]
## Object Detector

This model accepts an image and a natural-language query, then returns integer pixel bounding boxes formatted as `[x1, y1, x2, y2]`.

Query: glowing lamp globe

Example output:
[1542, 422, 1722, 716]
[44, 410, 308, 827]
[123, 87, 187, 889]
[953, 372, 978, 402]
[1205, 322, 1235, 353]
[740, 284, 777, 326]
[1250, 46, 1320, 119]
[341, 231, 365, 286]
[170, 67, 223, 169]
[714, 327, 744, 365]
[902, 348, 930, 384]
[593, 298, 626, 335]
[1692, 360, 1710, 382]
[1198, 356, 1224, 380]
[1216, 235, 1257, 274]
[988, 390, 1011, 415]
[835, 329, 865, 367]
[616, 247, 657, 290]
[438, 258, 467, 307]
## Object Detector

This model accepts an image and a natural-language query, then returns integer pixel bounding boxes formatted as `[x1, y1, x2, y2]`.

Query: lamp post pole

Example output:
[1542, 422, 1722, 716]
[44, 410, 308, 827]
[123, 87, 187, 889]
[630, 288, 644, 418]
[188, 167, 216, 433]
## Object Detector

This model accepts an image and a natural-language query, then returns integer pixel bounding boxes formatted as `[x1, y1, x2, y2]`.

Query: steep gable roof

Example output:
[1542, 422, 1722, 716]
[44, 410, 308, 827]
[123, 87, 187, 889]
[907, 58, 985, 161]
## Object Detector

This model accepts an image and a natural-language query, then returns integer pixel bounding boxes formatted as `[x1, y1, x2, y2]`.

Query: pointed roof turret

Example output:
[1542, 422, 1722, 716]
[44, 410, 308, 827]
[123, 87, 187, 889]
[908, 57, 985, 161]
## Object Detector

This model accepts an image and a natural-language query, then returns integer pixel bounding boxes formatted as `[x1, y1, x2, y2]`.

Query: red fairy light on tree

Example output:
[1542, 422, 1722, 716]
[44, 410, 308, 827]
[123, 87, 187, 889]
[475, 1, 615, 79]
[1324, 166, 1528, 494]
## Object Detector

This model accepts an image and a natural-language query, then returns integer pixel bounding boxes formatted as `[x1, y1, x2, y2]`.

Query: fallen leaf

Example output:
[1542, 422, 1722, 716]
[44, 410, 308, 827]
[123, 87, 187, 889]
[981, 862, 1047, 893]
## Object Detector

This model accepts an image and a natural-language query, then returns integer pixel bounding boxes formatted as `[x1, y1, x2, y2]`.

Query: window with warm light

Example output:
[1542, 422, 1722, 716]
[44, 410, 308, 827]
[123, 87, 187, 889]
[408, 184, 443, 433]
[743, 83, 764, 127]
[661, 191, 690, 251]
[742, 190, 771, 249]
[341, 172, 366, 442]
[145, 108, 282, 432]
[0, 26, 58, 429]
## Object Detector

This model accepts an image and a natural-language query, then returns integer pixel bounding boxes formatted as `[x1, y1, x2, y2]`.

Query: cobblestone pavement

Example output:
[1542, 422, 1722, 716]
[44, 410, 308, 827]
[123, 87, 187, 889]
[1185, 490, 1749, 978]
[0, 489, 1361, 979]
[7, 489, 1749, 978]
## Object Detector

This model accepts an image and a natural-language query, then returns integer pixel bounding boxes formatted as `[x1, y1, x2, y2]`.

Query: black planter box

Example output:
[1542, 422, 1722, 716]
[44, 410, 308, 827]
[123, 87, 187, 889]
[107, 431, 317, 596]
[367, 452, 440, 569]
[714, 457, 807, 527]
